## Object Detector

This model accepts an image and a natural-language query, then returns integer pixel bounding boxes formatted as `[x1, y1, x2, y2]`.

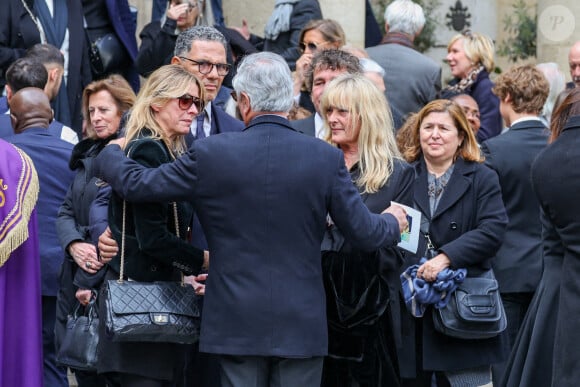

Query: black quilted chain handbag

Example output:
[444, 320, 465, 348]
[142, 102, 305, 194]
[104, 201, 201, 344]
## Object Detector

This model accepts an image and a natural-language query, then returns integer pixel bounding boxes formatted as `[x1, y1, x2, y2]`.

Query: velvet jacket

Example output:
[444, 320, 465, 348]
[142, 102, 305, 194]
[107, 133, 204, 282]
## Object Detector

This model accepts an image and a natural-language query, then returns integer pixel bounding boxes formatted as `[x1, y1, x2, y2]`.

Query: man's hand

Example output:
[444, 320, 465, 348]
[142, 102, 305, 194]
[107, 137, 126, 148]
[68, 241, 102, 273]
[382, 204, 408, 233]
[98, 227, 118, 262]
[184, 274, 208, 295]
[166, 2, 190, 20]
[231, 19, 251, 40]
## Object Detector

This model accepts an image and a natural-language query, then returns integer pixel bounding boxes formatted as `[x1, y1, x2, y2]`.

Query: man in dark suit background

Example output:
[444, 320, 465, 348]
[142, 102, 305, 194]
[480, 64, 550, 384]
[6, 87, 75, 387]
[93, 52, 408, 387]
[366, 0, 441, 118]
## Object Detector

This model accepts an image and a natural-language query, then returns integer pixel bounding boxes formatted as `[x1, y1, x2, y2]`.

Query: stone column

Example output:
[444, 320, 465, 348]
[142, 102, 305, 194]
[537, 0, 580, 82]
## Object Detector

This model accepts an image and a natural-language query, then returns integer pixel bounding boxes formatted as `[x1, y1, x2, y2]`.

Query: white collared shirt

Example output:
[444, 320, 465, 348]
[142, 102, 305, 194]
[314, 113, 325, 139]
[189, 101, 213, 138]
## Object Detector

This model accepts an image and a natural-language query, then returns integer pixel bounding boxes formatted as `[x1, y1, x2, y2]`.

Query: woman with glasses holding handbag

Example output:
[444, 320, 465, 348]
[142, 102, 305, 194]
[97, 64, 208, 387]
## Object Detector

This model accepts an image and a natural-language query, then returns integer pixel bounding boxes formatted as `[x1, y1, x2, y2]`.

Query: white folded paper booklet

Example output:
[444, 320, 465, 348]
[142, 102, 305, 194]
[391, 201, 421, 254]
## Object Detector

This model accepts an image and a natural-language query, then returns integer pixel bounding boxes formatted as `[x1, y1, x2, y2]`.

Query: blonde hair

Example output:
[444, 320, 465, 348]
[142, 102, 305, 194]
[448, 31, 495, 73]
[320, 74, 401, 193]
[124, 65, 204, 155]
[402, 99, 482, 163]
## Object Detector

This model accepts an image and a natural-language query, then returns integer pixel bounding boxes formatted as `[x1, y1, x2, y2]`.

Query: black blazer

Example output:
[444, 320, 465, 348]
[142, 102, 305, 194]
[400, 157, 508, 375]
[481, 119, 548, 293]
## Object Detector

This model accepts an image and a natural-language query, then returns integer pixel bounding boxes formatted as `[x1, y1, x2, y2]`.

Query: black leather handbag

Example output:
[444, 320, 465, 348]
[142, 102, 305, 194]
[56, 298, 99, 371]
[104, 201, 201, 344]
[432, 268, 507, 339]
[88, 33, 129, 76]
[420, 218, 507, 340]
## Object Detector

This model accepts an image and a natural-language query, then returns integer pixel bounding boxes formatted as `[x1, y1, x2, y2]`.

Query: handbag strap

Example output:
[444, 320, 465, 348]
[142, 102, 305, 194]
[416, 205, 437, 255]
[119, 140, 183, 284]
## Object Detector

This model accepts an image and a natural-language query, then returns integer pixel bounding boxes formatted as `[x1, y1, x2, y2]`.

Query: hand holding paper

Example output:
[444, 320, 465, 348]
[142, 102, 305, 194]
[390, 202, 421, 254]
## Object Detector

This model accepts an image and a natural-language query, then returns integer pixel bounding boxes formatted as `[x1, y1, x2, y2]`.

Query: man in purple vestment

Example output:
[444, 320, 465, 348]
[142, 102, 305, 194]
[0, 138, 43, 387]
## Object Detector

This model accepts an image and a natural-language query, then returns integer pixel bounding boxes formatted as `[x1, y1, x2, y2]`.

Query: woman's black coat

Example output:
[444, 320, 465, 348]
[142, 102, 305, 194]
[399, 157, 509, 376]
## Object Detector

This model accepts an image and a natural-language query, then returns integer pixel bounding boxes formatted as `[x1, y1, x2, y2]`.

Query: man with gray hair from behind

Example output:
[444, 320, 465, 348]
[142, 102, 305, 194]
[366, 0, 441, 117]
[91, 51, 408, 387]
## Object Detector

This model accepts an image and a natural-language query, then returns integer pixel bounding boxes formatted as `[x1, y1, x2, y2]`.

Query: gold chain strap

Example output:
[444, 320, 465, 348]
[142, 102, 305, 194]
[118, 200, 126, 283]
[118, 140, 184, 285]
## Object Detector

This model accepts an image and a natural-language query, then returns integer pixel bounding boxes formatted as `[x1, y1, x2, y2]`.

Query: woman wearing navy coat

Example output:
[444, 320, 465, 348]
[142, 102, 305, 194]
[399, 99, 508, 386]
[440, 31, 502, 143]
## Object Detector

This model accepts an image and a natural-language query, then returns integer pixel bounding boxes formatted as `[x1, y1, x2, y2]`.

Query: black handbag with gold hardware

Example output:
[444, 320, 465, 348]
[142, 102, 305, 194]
[104, 279, 200, 344]
[104, 197, 201, 344]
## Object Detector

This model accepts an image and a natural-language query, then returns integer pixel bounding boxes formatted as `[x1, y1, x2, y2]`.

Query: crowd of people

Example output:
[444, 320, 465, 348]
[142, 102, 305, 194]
[1, 1, 580, 387]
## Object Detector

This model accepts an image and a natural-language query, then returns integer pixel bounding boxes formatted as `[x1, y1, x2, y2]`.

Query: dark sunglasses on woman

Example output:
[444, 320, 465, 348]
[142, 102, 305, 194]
[177, 94, 204, 112]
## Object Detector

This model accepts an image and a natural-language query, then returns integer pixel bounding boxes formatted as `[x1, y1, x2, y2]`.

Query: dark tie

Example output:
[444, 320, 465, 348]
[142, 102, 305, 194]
[196, 112, 206, 139]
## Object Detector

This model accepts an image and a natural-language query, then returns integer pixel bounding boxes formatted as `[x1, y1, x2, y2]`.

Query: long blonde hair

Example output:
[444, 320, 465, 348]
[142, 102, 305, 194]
[124, 65, 205, 155]
[320, 74, 401, 193]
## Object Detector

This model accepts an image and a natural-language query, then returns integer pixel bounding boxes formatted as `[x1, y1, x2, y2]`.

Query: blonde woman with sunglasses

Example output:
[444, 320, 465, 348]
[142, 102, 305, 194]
[96, 65, 208, 386]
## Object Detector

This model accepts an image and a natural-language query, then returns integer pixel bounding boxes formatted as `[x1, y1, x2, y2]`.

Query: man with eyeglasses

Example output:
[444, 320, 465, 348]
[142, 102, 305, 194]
[171, 26, 244, 146]
[366, 0, 441, 117]
[172, 25, 244, 387]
